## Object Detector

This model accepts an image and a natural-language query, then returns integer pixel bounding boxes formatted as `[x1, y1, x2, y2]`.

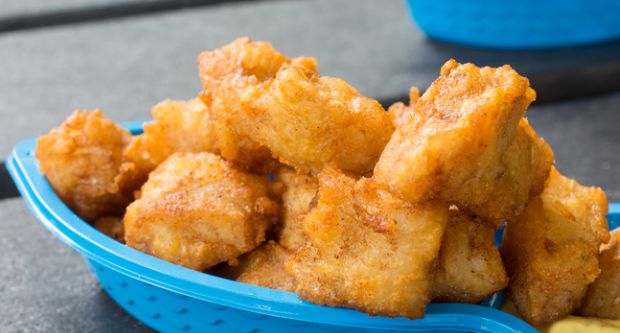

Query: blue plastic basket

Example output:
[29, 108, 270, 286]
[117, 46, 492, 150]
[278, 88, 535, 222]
[405, 0, 620, 49]
[8, 121, 619, 332]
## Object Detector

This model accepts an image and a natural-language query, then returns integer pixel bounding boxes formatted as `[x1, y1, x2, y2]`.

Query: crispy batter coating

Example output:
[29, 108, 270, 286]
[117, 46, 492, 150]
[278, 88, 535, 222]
[275, 167, 317, 251]
[432, 207, 508, 303]
[501, 168, 609, 325]
[119, 98, 219, 189]
[35, 110, 133, 221]
[235, 241, 295, 292]
[94, 216, 124, 242]
[198, 37, 313, 172]
[579, 229, 620, 319]
[198, 37, 393, 175]
[373, 60, 536, 224]
[521, 118, 555, 197]
[288, 168, 448, 318]
[124, 152, 279, 271]
[463, 119, 554, 224]
[387, 87, 419, 128]
[242, 64, 394, 175]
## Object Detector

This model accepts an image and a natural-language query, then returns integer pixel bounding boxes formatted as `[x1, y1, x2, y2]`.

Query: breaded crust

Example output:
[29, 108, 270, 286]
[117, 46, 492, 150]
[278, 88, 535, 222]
[124, 152, 279, 271]
[35, 110, 133, 221]
[236, 241, 296, 292]
[288, 168, 448, 318]
[120, 98, 218, 189]
[579, 229, 620, 319]
[433, 207, 508, 303]
[275, 166, 317, 251]
[374, 60, 536, 224]
[501, 168, 609, 325]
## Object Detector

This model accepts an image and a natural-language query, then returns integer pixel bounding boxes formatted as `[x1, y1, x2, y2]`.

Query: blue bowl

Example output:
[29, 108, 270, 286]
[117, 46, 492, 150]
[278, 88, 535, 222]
[8, 121, 619, 332]
[405, 0, 620, 49]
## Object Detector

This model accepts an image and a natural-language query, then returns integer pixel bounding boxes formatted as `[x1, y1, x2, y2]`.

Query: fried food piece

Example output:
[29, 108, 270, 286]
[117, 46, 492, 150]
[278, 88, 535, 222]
[387, 86, 419, 128]
[198, 37, 312, 172]
[35, 110, 133, 221]
[579, 229, 620, 319]
[198, 37, 393, 175]
[235, 241, 295, 292]
[463, 119, 554, 224]
[373, 60, 536, 224]
[119, 98, 218, 189]
[432, 207, 508, 303]
[275, 167, 317, 251]
[94, 217, 124, 242]
[243, 64, 394, 175]
[124, 152, 279, 271]
[521, 118, 555, 197]
[288, 168, 448, 318]
[501, 168, 609, 325]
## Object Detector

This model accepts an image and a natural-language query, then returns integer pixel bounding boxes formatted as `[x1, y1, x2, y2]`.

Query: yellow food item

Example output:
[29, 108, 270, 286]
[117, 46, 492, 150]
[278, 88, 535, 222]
[503, 299, 620, 333]
[373, 60, 536, 225]
[236, 241, 295, 292]
[275, 167, 317, 251]
[94, 216, 124, 242]
[579, 228, 620, 319]
[124, 152, 279, 271]
[35, 110, 133, 221]
[501, 167, 609, 325]
[541, 317, 620, 333]
[433, 207, 508, 303]
[288, 167, 448, 318]
[120, 98, 218, 189]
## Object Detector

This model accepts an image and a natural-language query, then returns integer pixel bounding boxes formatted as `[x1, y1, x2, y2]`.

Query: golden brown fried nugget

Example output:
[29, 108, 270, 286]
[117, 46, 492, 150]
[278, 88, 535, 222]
[243, 65, 394, 175]
[387, 87, 419, 128]
[433, 207, 508, 304]
[198, 37, 393, 175]
[124, 152, 279, 271]
[521, 118, 555, 197]
[463, 119, 554, 224]
[198, 37, 313, 172]
[288, 168, 448, 318]
[373, 60, 536, 224]
[120, 98, 218, 188]
[236, 241, 295, 292]
[275, 167, 317, 251]
[579, 229, 620, 319]
[94, 216, 124, 242]
[35, 110, 133, 221]
[501, 168, 609, 325]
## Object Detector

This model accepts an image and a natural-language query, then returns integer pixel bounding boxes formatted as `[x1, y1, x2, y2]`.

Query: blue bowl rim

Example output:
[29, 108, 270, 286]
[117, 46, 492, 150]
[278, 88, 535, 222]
[9, 120, 618, 332]
[403, 0, 620, 50]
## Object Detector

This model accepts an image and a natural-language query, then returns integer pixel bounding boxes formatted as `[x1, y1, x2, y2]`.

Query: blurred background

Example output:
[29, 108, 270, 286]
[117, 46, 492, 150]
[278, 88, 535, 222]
[0, 0, 619, 332]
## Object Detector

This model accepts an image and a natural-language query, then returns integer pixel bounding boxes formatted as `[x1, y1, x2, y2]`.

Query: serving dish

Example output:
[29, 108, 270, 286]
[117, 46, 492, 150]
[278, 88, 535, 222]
[9, 121, 619, 332]
[405, 0, 620, 49]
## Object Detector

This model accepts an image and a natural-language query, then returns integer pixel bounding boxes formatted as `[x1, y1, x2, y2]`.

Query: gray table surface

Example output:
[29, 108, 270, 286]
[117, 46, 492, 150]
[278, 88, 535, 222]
[3, 0, 141, 19]
[1, 0, 620, 332]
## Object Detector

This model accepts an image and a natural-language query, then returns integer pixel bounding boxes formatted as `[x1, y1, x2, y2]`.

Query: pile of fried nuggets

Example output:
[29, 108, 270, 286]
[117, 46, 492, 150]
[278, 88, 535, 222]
[35, 38, 617, 325]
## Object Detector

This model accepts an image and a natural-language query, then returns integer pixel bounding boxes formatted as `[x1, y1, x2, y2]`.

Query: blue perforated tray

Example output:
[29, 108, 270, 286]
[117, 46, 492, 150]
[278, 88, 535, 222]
[8, 121, 619, 332]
